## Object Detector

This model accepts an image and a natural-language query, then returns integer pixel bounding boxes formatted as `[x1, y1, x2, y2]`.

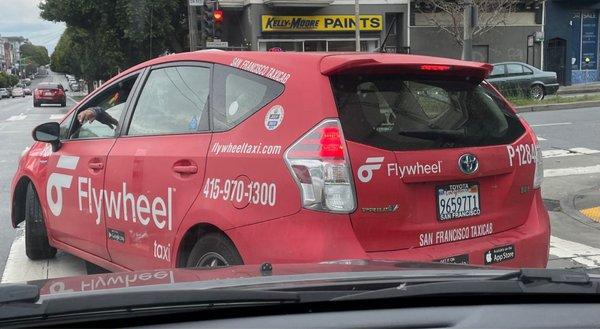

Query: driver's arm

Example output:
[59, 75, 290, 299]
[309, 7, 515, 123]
[78, 107, 119, 128]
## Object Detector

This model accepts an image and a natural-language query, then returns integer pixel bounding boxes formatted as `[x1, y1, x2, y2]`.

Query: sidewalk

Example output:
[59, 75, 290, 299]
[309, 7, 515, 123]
[558, 81, 600, 95]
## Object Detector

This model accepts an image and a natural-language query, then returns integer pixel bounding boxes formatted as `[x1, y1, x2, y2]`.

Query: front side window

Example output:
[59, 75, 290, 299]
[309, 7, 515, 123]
[490, 65, 506, 77]
[212, 64, 284, 131]
[127, 66, 210, 136]
[70, 74, 138, 139]
[331, 74, 525, 151]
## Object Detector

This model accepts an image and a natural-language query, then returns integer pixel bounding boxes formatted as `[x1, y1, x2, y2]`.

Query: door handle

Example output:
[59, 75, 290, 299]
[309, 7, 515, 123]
[88, 162, 104, 170]
[173, 165, 198, 174]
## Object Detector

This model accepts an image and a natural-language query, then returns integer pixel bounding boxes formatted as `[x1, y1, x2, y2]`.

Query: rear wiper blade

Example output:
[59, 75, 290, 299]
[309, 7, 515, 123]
[333, 269, 599, 302]
[397, 129, 465, 140]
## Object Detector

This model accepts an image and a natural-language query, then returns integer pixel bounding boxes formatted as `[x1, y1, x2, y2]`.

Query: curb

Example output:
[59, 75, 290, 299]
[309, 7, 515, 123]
[516, 100, 600, 113]
[559, 188, 600, 230]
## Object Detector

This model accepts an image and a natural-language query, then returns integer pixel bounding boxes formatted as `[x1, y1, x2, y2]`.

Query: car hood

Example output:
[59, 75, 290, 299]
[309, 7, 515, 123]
[24, 260, 511, 298]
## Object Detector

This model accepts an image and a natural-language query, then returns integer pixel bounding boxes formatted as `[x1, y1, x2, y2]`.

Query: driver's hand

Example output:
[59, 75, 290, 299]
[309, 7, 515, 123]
[77, 109, 97, 124]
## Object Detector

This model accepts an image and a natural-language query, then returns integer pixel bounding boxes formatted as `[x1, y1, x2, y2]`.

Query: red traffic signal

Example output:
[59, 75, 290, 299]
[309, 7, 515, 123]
[214, 9, 224, 23]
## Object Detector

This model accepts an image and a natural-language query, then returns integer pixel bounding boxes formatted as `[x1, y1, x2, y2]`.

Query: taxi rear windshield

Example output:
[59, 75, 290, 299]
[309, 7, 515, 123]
[331, 74, 525, 151]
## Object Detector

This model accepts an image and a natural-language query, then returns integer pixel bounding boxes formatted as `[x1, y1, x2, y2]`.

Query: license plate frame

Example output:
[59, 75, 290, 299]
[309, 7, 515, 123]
[436, 182, 481, 221]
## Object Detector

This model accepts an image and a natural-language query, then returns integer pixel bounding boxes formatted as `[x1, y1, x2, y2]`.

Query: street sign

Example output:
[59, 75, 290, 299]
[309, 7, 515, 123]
[189, 0, 202, 6]
[206, 39, 228, 48]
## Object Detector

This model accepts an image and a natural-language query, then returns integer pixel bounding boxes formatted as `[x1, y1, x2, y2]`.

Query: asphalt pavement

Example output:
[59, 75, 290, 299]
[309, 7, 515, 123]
[1, 80, 600, 282]
[0, 72, 76, 276]
[520, 107, 600, 268]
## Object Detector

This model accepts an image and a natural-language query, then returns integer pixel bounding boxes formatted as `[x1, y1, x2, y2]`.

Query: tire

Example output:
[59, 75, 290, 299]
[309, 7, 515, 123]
[61, 100, 66, 107]
[25, 184, 57, 260]
[529, 84, 545, 100]
[33, 101, 39, 107]
[185, 233, 243, 268]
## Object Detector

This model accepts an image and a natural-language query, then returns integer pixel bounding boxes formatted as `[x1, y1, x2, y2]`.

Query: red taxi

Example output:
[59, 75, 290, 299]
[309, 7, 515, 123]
[10, 51, 550, 272]
[33, 82, 67, 107]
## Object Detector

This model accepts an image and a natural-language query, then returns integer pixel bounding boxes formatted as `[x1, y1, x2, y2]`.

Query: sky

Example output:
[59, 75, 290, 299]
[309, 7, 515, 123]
[0, 0, 66, 54]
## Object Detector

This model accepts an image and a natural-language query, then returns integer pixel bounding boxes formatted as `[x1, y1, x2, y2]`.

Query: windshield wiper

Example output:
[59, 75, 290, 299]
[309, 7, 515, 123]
[0, 284, 39, 304]
[0, 288, 300, 325]
[333, 269, 600, 301]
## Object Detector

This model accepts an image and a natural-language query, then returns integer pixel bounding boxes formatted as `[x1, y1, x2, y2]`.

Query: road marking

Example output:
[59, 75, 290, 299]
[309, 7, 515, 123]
[49, 114, 65, 120]
[544, 165, 600, 177]
[537, 137, 547, 141]
[580, 207, 600, 223]
[550, 236, 600, 268]
[542, 148, 600, 158]
[1, 230, 86, 283]
[5, 113, 27, 121]
[530, 122, 572, 127]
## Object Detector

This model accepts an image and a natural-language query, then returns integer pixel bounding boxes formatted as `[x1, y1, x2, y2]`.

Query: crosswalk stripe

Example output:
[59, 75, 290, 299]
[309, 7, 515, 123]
[5, 113, 27, 121]
[49, 114, 65, 120]
[549, 236, 600, 268]
[537, 137, 547, 141]
[544, 165, 600, 177]
[542, 148, 600, 158]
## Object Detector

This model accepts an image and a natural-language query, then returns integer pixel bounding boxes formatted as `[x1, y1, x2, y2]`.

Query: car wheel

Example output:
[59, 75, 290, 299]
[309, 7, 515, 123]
[33, 101, 39, 107]
[61, 100, 66, 107]
[186, 233, 243, 268]
[25, 183, 57, 260]
[529, 84, 545, 100]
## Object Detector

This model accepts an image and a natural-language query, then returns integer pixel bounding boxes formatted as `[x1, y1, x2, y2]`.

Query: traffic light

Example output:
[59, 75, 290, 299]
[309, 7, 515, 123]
[214, 9, 223, 39]
[201, 2, 215, 39]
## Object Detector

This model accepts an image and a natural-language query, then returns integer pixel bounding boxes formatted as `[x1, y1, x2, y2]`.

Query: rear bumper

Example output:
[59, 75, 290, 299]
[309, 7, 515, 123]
[35, 97, 65, 104]
[229, 191, 550, 268]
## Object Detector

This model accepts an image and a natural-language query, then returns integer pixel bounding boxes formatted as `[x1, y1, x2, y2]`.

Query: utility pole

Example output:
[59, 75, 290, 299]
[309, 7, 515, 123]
[355, 0, 360, 52]
[188, 2, 199, 51]
[461, 0, 474, 61]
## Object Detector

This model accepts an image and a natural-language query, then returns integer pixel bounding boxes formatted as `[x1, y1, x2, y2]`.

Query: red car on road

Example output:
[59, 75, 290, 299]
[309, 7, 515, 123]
[10, 51, 550, 272]
[33, 82, 66, 107]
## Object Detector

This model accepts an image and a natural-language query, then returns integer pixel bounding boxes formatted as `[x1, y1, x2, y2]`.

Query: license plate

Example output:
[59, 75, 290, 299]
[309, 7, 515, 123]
[436, 182, 481, 221]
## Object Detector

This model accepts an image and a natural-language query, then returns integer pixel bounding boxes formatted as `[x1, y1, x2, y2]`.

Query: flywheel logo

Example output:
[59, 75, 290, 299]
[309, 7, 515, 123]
[46, 155, 79, 216]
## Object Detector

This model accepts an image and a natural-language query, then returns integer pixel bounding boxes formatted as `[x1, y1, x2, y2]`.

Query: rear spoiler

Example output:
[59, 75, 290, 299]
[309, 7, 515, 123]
[320, 54, 493, 80]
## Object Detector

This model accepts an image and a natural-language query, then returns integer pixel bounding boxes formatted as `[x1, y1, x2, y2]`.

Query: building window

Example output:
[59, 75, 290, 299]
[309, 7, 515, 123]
[569, 11, 598, 71]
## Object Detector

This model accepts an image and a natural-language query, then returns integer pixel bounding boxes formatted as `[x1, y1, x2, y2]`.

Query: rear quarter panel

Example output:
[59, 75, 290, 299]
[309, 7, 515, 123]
[177, 54, 339, 237]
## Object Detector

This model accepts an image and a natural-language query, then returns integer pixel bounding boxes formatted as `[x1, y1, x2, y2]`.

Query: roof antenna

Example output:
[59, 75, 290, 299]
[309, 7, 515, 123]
[375, 15, 398, 53]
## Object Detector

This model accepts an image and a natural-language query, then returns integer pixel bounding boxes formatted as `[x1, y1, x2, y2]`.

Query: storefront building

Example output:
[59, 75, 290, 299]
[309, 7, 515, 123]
[215, 0, 542, 66]
[544, 0, 600, 85]
[218, 0, 409, 53]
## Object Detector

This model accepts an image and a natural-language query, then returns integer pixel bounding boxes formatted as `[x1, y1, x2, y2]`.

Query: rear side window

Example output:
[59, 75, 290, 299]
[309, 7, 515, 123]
[507, 64, 524, 75]
[212, 64, 284, 131]
[331, 75, 525, 151]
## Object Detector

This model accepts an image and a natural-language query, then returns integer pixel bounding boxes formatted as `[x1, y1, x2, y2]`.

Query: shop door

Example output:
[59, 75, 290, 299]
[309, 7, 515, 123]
[547, 38, 566, 85]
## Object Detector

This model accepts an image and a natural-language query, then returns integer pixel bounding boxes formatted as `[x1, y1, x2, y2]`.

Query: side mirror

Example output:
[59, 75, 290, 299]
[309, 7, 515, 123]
[32, 122, 61, 152]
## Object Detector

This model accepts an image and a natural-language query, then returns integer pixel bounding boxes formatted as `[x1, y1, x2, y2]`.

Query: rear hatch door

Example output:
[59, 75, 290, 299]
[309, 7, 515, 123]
[325, 55, 535, 252]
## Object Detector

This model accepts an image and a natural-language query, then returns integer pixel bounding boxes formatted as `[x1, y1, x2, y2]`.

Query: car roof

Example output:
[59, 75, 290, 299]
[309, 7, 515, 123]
[108, 51, 492, 88]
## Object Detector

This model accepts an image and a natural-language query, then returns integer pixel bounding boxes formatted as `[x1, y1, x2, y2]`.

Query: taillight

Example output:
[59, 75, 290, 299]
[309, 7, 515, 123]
[533, 142, 543, 189]
[285, 119, 356, 213]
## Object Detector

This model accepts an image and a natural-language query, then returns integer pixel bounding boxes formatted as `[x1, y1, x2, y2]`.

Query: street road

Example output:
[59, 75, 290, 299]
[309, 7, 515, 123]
[0, 72, 76, 277]
[1, 83, 600, 281]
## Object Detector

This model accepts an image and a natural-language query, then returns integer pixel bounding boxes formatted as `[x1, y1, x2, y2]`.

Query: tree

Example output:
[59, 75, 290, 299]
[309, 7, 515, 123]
[20, 43, 51, 67]
[415, 0, 520, 47]
[40, 0, 189, 86]
[0, 72, 20, 88]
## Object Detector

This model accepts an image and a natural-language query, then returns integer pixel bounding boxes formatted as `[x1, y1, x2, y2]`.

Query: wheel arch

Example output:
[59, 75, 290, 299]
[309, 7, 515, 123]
[12, 176, 34, 228]
[175, 222, 240, 267]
